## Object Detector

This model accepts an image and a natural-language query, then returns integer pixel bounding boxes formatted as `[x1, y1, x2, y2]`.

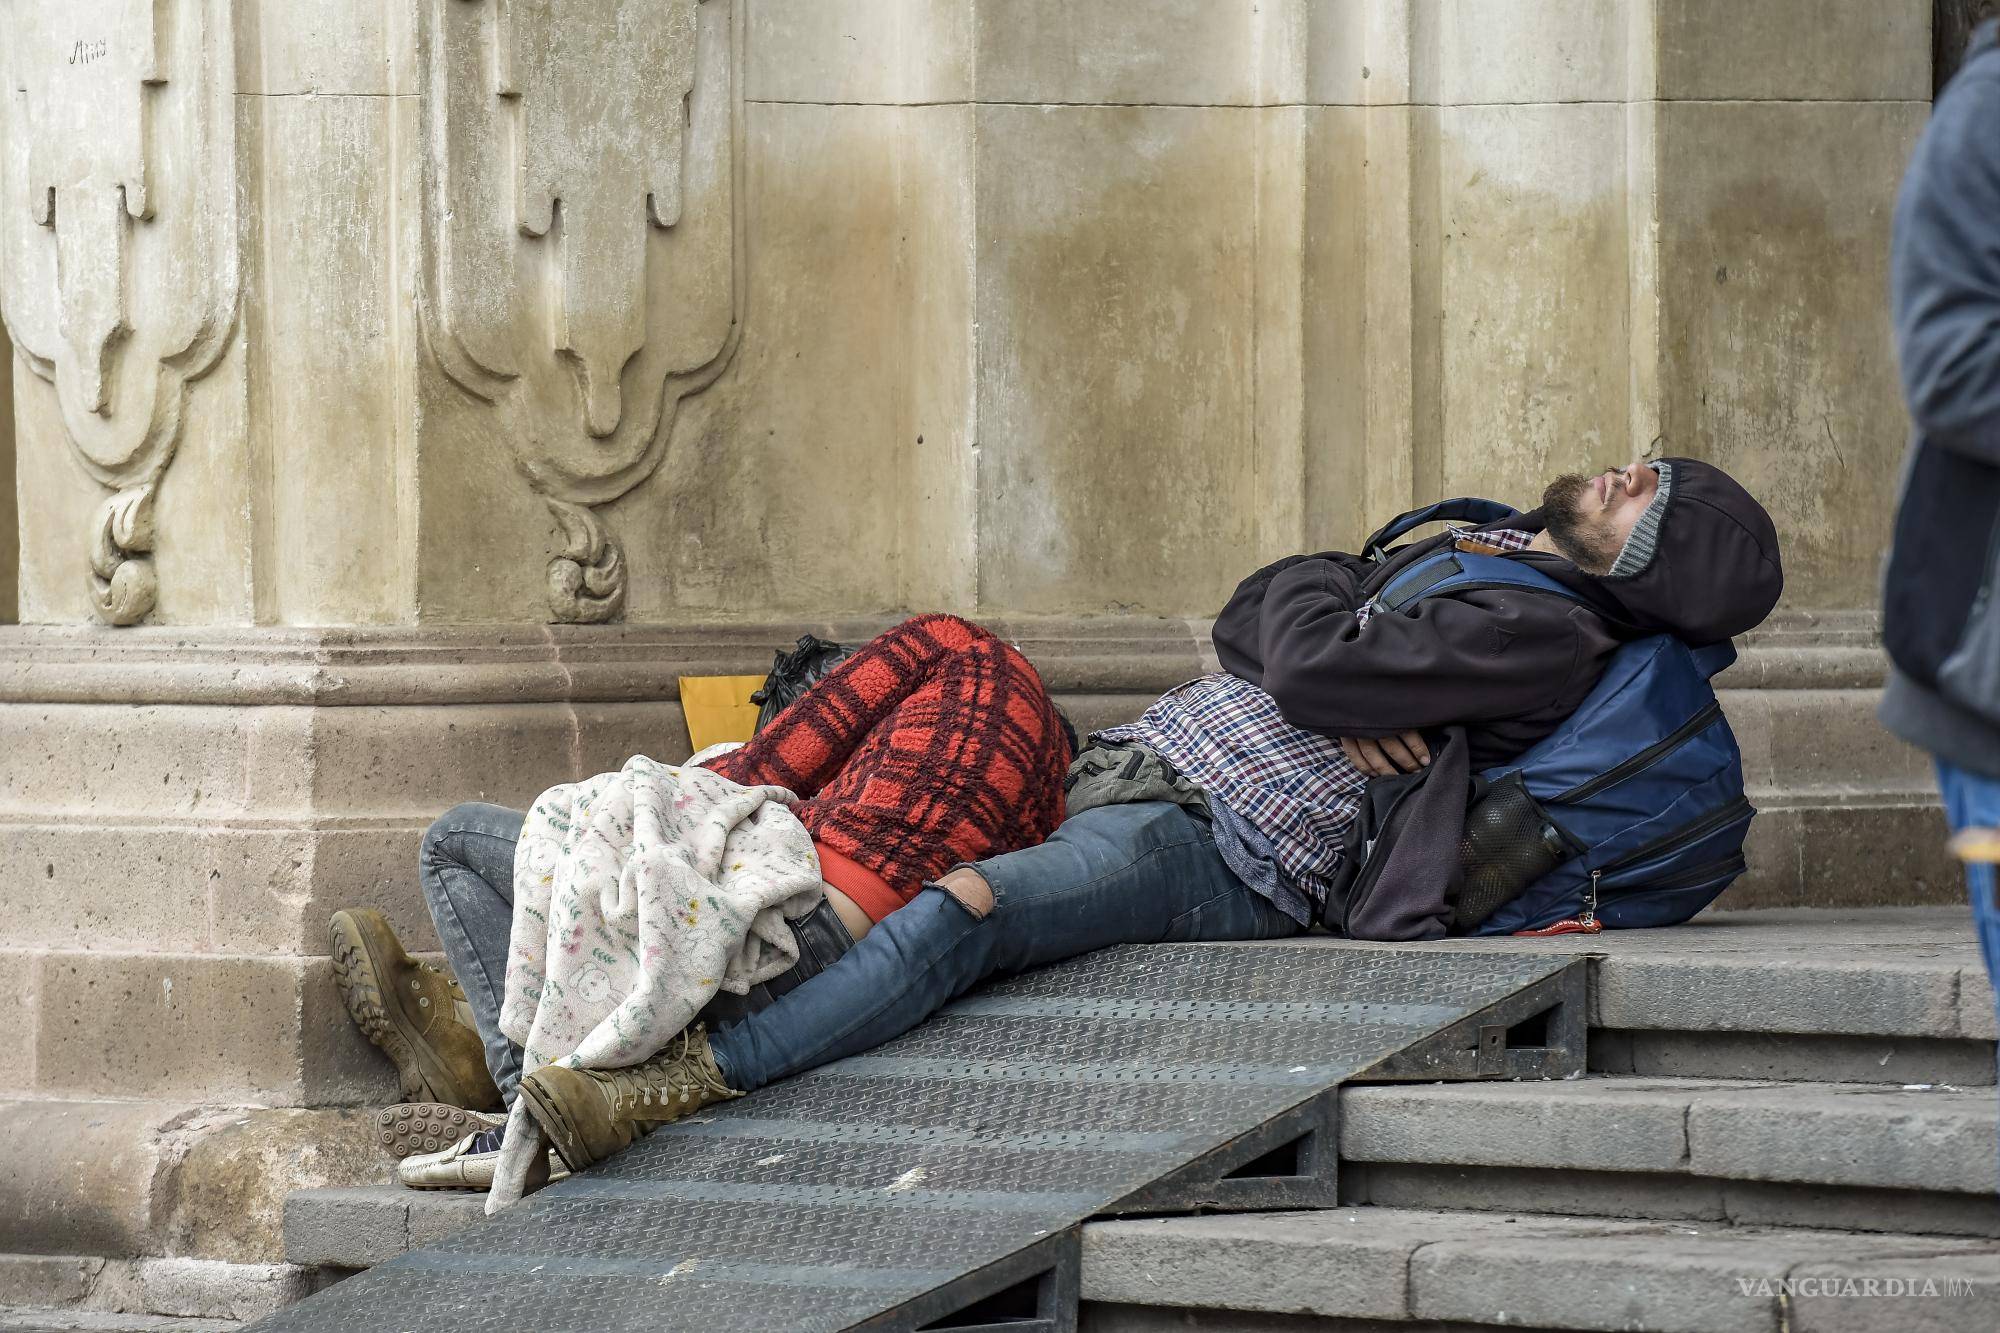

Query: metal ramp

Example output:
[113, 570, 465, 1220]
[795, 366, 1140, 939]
[255, 943, 1583, 1333]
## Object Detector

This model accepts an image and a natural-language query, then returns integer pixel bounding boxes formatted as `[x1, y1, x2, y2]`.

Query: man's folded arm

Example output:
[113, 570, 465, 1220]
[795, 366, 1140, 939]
[1253, 560, 1585, 736]
[1212, 553, 1367, 683]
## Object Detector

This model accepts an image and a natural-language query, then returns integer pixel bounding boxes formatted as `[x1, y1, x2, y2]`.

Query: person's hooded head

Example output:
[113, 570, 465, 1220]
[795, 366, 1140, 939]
[1533, 456, 1784, 645]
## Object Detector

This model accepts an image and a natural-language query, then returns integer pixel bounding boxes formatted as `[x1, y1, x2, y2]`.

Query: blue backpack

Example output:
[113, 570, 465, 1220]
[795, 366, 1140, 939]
[1362, 513, 1754, 936]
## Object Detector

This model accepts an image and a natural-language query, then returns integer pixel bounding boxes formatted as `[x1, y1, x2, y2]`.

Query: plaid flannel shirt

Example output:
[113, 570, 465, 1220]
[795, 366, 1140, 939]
[1097, 528, 1539, 921]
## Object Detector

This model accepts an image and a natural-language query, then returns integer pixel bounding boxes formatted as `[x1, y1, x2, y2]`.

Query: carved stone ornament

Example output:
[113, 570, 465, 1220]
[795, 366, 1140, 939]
[418, 0, 744, 623]
[0, 0, 241, 625]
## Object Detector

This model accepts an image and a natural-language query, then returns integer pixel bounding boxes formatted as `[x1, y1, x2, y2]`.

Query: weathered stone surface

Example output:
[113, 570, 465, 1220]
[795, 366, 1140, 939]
[283, 1188, 412, 1269]
[283, 1187, 482, 1268]
[1655, 0, 1933, 102]
[745, 0, 973, 104]
[1432, 102, 1637, 497]
[973, 1, 1258, 106]
[615, 99, 977, 617]
[0, 1251, 309, 1326]
[153, 1108, 392, 1263]
[1343, 1161, 1730, 1225]
[1428, 0, 1635, 107]
[1722, 1179, 2000, 1241]
[1413, 1222, 1991, 1333]
[973, 103, 1264, 614]
[1789, 1249, 2000, 1333]
[0, 326, 14, 626]
[0, 1101, 166, 1256]
[130, 1258, 317, 1323]
[1688, 1084, 1999, 1194]
[1653, 97, 1928, 610]
[27, 953, 388, 1107]
[1590, 1028, 1997, 1088]
[1081, 1208, 1612, 1318]
[1593, 955, 1966, 1038]
[1344, 1077, 2000, 1196]
[1340, 1079, 1691, 1174]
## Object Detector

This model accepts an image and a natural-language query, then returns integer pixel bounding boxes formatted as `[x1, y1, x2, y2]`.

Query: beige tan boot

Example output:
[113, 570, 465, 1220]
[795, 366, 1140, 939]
[329, 908, 503, 1111]
[516, 1026, 741, 1172]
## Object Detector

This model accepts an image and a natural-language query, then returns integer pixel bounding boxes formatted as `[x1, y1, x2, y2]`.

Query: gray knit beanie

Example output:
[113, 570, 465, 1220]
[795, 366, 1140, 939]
[1607, 461, 1676, 578]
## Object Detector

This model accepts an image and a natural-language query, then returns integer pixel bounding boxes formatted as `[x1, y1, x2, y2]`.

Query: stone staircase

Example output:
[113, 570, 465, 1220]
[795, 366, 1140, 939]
[7, 908, 1995, 1331]
[260, 908, 2000, 1332]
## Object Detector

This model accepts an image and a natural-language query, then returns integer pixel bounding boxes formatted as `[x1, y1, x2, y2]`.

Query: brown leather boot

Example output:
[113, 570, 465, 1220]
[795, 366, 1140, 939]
[516, 1025, 740, 1172]
[329, 908, 503, 1111]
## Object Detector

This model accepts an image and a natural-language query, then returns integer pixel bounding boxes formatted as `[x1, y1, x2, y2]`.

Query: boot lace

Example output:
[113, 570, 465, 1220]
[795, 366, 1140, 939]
[603, 1027, 731, 1120]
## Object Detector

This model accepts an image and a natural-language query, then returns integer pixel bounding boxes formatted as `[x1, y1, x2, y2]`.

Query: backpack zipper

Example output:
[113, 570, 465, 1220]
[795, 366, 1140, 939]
[1582, 852, 1746, 930]
[1593, 796, 1755, 881]
[1550, 701, 1724, 804]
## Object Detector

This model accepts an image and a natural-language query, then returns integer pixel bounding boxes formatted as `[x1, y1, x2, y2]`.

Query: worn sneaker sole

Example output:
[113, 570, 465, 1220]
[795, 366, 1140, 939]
[329, 909, 474, 1107]
[376, 1103, 506, 1160]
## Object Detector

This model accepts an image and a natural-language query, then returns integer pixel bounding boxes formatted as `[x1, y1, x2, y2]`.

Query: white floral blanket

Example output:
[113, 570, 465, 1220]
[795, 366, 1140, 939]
[488, 752, 822, 1211]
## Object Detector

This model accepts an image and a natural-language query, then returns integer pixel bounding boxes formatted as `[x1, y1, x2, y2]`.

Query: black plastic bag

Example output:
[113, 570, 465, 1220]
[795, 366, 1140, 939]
[752, 634, 855, 733]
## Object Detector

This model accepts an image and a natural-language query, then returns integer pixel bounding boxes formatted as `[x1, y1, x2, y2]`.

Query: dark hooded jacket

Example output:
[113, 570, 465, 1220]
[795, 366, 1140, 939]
[1212, 458, 1784, 772]
[1879, 21, 2000, 779]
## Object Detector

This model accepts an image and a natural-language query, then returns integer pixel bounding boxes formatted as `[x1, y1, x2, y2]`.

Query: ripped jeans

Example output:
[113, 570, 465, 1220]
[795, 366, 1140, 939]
[708, 800, 1303, 1093]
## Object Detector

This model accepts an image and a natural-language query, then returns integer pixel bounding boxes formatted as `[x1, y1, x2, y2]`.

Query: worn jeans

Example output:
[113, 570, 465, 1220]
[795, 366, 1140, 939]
[1937, 762, 2000, 1043]
[417, 801, 855, 1106]
[709, 800, 1304, 1093]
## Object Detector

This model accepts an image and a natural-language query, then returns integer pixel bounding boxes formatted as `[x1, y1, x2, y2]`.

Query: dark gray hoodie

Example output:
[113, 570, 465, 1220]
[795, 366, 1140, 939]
[1880, 21, 2000, 778]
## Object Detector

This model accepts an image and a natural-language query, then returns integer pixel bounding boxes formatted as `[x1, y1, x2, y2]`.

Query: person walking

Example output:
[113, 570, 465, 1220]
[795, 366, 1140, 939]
[1880, 18, 2000, 1057]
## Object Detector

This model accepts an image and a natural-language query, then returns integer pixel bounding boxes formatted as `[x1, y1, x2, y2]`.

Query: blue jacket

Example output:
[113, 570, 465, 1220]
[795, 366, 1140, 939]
[1881, 21, 2000, 778]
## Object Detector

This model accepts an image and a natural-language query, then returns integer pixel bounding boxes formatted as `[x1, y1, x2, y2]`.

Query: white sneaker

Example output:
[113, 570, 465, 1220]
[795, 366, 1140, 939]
[396, 1128, 571, 1192]
[396, 1132, 502, 1190]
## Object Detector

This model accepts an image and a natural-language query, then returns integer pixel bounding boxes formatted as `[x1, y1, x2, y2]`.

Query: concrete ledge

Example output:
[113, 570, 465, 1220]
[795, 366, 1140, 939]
[1340, 1078, 1999, 1194]
[281, 1187, 483, 1270]
[1296, 907, 1997, 1041]
[1588, 1029, 1996, 1088]
[1342, 1163, 2000, 1241]
[0, 1252, 327, 1325]
[1081, 1208, 1999, 1333]
[0, 1101, 390, 1265]
[0, 614, 1881, 707]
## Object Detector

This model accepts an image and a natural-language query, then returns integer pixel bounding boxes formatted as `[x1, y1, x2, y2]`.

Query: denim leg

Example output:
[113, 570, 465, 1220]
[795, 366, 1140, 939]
[1936, 762, 2000, 1039]
[419, 802, 527, 1106]
[709, 801, 1301, 1092]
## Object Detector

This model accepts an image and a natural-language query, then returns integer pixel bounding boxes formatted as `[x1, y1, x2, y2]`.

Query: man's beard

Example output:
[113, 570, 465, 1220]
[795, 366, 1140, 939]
[1540, 474, 1623, 575]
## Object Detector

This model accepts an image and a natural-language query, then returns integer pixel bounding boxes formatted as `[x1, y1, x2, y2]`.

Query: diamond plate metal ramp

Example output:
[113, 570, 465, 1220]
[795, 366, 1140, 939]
[255, 943, 1579, 1333]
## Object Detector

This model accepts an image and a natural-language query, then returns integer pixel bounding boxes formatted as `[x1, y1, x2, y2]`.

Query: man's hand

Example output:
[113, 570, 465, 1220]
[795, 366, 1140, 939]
[1340, 731, 1431, 778]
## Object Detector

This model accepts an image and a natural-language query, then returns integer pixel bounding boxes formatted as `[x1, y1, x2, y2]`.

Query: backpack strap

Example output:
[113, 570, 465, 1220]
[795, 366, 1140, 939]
[1373, 549, 1586, 616]
[1690, 640, 1737, 679]
[1363, 498, 1523, 562]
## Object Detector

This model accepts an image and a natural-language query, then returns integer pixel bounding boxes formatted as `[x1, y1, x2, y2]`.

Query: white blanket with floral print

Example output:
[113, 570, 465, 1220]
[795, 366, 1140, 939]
[500, 753, 823, 1076]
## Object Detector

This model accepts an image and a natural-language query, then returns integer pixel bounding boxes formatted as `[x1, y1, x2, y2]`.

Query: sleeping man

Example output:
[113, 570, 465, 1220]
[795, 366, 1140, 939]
[333, 453, 1781, 1189]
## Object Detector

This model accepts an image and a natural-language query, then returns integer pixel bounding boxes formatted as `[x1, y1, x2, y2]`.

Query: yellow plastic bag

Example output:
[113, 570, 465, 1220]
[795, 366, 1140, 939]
[678, 675, 767, 754]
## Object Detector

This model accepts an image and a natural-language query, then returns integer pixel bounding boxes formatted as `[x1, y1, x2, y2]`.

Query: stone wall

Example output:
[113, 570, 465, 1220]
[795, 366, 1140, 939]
[1, 323, 13, 624]
[1, 0, 1932, 629]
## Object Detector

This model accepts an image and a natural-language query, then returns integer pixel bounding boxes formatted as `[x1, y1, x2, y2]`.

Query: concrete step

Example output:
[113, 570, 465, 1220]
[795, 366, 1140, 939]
[0, 1312, 236, 1333]
[1306, 906, 2000, 1051]
[1080, 1206, 2000, 1333]
[0, 1254, 331, 1329]
[1339, 1075, 2000, 1238]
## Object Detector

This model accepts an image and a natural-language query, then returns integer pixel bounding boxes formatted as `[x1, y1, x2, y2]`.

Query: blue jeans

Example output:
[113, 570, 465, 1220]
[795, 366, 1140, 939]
[1937, 762, 2000, 1039]
[418, 802, 857, 1107]
[709, 800, 1304, 1093]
